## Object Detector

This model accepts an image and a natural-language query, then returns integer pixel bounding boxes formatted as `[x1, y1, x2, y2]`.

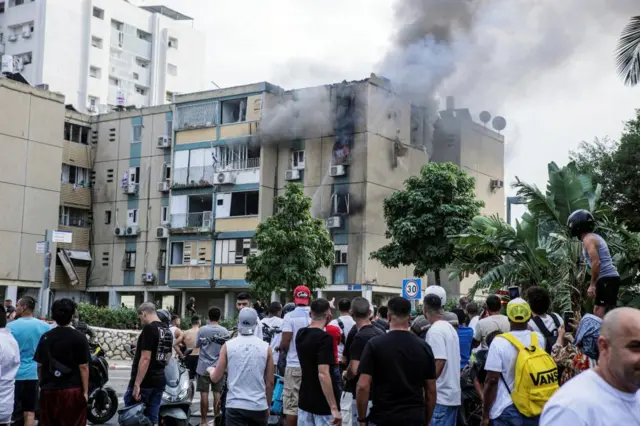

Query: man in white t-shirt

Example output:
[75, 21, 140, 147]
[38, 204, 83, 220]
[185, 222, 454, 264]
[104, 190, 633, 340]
[424, 294, 461, 426]
[526, 286, 564, 352]
[280, 285, 312, 426]
[256, 302, 284, 373]
[329, 298, 355, 362]
[540, 307, 640, 426]
[482, 298, 546, 426]
[473, 295, 510, 349]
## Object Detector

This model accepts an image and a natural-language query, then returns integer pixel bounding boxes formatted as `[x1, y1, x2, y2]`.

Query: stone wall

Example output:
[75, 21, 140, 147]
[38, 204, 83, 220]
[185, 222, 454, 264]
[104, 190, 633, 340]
[89, 326, 140, 360]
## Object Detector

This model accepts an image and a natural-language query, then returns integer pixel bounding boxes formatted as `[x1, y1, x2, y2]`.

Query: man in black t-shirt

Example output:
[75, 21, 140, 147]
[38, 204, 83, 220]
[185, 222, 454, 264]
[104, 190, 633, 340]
[357, 297, 437, 426]
[34, 298, 90, 426]
[295, 298, 342, 425]
[343, 297, 384, 426]
[125, 303, 173, 426]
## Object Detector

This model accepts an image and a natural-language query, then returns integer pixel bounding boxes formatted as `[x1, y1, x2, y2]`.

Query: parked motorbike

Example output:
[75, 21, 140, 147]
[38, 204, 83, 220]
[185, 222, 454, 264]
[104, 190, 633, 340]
[87, 342, 119, 424]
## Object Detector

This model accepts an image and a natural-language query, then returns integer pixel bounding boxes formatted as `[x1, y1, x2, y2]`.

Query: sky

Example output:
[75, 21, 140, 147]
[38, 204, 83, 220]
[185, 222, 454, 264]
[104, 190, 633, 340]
[139, 0, 639, 211]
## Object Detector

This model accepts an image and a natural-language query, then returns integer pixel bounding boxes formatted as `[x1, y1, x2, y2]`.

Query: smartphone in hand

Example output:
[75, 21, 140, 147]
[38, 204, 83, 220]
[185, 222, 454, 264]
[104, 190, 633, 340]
[508, 286, 520, 299]
[564, 311, 575, 333]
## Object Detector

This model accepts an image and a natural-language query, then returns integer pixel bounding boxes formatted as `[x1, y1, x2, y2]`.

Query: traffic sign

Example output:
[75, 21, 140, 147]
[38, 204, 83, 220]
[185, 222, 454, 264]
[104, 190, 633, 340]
[52, 231, 73, 243]
[402, 278, 422, 300]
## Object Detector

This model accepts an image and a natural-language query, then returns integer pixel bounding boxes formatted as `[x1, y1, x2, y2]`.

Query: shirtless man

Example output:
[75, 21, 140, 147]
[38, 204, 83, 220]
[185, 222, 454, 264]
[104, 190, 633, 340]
[182, 316, 201, 379]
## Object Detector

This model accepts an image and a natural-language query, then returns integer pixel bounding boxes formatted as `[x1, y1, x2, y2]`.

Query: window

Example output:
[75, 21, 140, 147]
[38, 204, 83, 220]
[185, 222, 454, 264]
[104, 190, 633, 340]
[136, 57, 150, 68]
[64, 123, 90, 144]
[292, 150, 305, 169]
[124, 251, 136, 269]
[132, 123, 142, 143]
[0, 3, 5, 13]
[230, 191, 259, 216]
[91, 36, 103, 49]
[159, 249, 167, 269]
[127, 209, 138, 226]
[58, 207, 88, 227]
[111, 20, 123, 31]
[89, 66, 101, 78]
[105, 210, 112, 225]
[161, 206, 169, 224]
[332, 193, 350, 215]
[135, 86, 148, 96]
[168, 37, 178, 49]
[334, 245, 348, 265]
[133, 72, 139, 81]
[93, 7, 104, 19]
[163, 163, 171, 180]
[101, 252, 110, 267]
[221, 98, 247, 124]
[137, 29, 151, 42]
[167, 64, 177, 76]
[129, 166, 140, 184]
[106, 168, 114, 183]
[214, 238, 257, 264]
[61, 165, 90, 185]
[17, 52, 32, 65]
[170, 242, 184, 265]
[109, 77, 119, 87]
[88, 96, 99, 111]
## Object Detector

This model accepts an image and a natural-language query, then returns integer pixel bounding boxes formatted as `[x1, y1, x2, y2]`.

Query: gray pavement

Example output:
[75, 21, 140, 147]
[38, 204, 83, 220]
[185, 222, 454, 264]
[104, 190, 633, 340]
[98, 361, 214, 426]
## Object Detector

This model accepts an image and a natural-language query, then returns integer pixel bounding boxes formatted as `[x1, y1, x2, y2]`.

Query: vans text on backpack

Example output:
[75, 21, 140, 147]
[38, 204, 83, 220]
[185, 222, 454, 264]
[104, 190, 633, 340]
[497, 333, 559, 417]
[531, 314, 561, 353]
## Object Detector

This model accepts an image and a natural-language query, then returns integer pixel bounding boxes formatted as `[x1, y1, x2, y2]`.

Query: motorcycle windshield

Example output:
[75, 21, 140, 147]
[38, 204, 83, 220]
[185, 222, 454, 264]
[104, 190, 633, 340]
[165, 357, 180, 387]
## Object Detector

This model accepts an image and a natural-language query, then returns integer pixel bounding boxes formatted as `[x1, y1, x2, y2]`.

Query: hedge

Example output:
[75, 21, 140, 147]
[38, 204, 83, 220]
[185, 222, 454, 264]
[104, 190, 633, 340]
[77, 303, 236, 331]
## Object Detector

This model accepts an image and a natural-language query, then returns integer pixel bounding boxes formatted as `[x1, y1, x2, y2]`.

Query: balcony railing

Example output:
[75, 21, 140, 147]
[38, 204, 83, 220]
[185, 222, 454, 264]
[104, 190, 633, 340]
[172, 167, 215, 188]
[213, 157, 260, 172]
[170, 211, 213, 232]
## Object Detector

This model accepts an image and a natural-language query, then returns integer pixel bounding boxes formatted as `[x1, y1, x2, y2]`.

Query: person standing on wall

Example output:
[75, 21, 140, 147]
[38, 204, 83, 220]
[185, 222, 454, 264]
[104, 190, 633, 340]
[567, 210, 621, 318]
[8, 296, 51, 426]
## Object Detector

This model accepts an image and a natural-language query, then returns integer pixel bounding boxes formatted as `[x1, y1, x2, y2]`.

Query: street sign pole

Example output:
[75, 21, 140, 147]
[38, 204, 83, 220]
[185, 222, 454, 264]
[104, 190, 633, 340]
[38, 229, 53, 319]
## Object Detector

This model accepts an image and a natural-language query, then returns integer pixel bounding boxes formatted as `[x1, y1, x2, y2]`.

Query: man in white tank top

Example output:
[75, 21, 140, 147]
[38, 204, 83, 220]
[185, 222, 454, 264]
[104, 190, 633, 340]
[208, 308, 274, 426]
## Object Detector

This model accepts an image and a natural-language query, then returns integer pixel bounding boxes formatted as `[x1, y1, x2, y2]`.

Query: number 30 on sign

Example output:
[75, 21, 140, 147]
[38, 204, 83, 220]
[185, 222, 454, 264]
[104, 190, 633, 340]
[402, 279, 422, 300]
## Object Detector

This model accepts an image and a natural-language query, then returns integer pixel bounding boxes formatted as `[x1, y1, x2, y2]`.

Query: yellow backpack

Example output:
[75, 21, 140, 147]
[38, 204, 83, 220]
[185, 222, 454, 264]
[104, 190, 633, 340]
[498, 332, 559, 417]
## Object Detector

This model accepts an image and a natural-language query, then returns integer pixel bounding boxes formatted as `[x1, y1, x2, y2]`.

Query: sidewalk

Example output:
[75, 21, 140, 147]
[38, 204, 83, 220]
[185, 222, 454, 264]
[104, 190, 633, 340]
[108, 359, 132, 370]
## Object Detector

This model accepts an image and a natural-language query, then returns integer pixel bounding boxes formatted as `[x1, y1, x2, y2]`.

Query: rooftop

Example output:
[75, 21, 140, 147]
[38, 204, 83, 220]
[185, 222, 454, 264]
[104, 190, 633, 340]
[140, 5, 193, 21]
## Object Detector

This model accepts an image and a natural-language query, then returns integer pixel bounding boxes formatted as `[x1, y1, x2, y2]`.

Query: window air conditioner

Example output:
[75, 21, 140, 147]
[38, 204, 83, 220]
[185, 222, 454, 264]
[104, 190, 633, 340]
[114, 227, 127, 237]
[215, 172, 235, 185]
[123, 182, 137, 195]
[329, 165, 346, 177]
[126, 226, 140, 236]
[142, 272, 155, 283]
[156, 227, 169, 239]
[157, 136, 170, 148]
[326, 216, 342, 229]
[490, 179, 504, 189]
[157, 181, 169, 192]
[284, 169, 300, 181]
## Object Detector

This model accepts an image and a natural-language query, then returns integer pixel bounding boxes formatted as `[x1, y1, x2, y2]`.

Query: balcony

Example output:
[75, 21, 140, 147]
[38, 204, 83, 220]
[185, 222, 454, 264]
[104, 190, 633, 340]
[213, 157, 260, 173]
[172, 166, 215, 189]
[56, 225, 90, 250]
[170, 211, 213, 233]
[60, 183, 91, 209]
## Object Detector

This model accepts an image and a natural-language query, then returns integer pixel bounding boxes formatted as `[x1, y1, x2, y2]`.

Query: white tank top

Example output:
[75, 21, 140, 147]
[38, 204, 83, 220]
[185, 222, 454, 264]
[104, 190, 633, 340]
[170, 326, 177, 357]
[225, 335, 269, 411]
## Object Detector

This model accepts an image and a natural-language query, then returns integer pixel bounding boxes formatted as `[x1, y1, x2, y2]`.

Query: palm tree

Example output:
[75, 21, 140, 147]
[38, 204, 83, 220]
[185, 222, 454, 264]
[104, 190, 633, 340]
[615, 16, 640, 86]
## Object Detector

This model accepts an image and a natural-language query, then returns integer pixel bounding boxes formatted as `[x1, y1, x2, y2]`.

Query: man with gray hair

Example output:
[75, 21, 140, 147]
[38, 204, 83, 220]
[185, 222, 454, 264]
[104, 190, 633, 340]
[540, 307, 640, 425]
[424, 294, 461, 426]
[342, 297, 384, 425]
[125, 302, 173, 426]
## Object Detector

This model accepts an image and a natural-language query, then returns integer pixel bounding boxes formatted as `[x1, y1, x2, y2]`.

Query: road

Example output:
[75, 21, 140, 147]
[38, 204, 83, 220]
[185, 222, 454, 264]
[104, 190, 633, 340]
[98, 363, 214, 426]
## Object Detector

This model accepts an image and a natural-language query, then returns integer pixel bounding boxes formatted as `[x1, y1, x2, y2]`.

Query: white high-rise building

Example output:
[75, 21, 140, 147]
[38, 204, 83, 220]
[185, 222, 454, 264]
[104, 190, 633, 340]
[0, 0, 206, 113]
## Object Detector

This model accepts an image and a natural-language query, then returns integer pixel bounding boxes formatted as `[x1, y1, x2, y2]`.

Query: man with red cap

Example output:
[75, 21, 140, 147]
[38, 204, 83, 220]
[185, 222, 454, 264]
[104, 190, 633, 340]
[280, 285, 312, 426]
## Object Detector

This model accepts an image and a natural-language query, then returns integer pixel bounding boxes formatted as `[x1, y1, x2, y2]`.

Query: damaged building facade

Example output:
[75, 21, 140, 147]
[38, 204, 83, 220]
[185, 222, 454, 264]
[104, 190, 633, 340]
[0, 75, 504, 317]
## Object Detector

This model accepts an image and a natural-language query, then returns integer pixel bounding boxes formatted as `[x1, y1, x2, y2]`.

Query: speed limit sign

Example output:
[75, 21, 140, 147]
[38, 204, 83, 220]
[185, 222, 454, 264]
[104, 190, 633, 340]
[402, 279, 422, 300]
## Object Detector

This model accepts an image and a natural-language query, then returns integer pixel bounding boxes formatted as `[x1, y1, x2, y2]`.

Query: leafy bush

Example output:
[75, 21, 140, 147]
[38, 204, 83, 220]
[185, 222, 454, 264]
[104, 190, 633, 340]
[77, 303, 139, 330]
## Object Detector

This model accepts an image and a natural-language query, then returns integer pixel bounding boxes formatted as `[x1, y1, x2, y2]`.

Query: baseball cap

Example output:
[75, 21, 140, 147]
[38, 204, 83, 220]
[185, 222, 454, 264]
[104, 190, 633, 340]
[506, 298, 532, 323]
[293, 285, 311, 306]
[237, 307, 259, 335]
[425, 285, 447, 307]
[444, 312, 459, 327]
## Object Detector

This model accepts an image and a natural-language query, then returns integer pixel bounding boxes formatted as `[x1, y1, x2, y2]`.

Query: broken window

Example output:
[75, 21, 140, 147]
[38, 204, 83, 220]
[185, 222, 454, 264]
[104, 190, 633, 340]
[221, 98, 247, 124]
[59, 207, 88, 227]
[214, 238, 257, 264]
[230, 191, 259, 217]
[171, 242, 185, 265]
[331, 193, 350, 216]
[334, 245, 348, 264]
[291, 150, 305, 169]
[124, 251, 136, 269]
[176, 102, 217, 129]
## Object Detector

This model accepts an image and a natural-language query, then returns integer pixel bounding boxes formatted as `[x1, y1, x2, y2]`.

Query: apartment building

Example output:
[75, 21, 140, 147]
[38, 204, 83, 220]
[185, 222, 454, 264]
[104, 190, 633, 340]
[0, 78, 64, 304]
[0, 0, 205, 113]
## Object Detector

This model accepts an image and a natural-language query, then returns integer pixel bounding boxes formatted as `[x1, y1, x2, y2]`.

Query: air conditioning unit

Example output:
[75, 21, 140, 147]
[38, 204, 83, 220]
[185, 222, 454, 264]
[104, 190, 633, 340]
[157, 181, 169, 192]
[126, 226, 140, 236]
[22, 31, 31, 39]
[123, 182, 137, 195]
[8, 35, 17, 42]
[156, 227, 169, 239]
[326, 216, 342, 229]
[329, 165, 346, 177]
[284, 169, 300, 181]
[114, 227, 127, 237]
[142, 272, 155, 283]
[490, 179, 504, 189]
[157, 136, 170, 148]
[215, 172, 235, 185]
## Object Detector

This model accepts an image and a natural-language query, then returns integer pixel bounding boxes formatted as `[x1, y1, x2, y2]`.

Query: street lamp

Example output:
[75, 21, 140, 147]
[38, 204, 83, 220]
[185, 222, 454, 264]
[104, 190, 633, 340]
[506, 196, 527, 226]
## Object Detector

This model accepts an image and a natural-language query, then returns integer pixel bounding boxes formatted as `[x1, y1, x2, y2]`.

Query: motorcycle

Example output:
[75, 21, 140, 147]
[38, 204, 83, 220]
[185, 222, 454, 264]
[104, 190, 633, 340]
[87, 342, 119, 424]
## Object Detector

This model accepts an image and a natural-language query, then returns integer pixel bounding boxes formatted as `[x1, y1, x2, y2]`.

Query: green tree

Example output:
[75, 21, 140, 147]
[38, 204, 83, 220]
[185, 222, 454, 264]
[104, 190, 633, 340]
[615, 16, 640, 86]
[570, 111, 640, 231]
[246, 183, 334, 300]
[371, 162, 484, 285]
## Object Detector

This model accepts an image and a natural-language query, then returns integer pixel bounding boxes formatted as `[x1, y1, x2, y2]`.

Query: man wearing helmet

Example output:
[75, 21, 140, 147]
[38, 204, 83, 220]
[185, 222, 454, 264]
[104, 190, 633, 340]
[567, 209, 621, 318]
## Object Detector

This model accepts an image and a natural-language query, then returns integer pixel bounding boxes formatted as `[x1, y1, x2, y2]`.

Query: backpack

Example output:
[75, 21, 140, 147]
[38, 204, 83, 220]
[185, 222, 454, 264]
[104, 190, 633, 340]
[531, 314, 561, 353]
[497, 332, 559, 417]
[336, 319, 346, 345]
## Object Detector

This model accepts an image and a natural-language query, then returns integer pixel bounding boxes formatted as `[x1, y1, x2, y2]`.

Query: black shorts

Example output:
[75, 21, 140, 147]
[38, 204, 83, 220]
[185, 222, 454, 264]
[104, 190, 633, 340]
[185, 354, 199, 379]
[596, 276, 621, 307]
[13, 380, 39, 414]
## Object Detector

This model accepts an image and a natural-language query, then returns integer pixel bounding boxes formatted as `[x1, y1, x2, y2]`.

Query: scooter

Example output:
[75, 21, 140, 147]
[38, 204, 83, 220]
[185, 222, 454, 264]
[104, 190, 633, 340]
[87, 342, 119, 424]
